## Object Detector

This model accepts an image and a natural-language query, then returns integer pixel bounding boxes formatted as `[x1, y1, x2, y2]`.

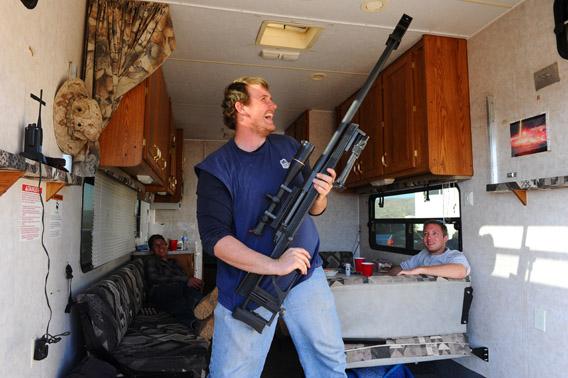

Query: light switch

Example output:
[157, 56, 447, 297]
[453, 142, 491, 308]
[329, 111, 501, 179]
[534, 63, 560, 91]
[466, 192, 474, 206]
[535, 308, 546, 332]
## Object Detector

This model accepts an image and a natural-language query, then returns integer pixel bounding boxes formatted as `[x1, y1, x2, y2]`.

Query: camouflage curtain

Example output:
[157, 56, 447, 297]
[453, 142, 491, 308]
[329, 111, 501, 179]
[77, 0, 176, 176]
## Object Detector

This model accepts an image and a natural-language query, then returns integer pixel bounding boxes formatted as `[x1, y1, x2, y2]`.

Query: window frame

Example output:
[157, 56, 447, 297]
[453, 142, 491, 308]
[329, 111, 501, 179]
[368, 184, 463, 256]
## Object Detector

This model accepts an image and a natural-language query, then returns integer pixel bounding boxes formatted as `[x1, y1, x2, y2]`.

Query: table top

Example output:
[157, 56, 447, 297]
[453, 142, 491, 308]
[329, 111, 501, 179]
[131, 249, 195, 257]
[327, 271, 468, 287]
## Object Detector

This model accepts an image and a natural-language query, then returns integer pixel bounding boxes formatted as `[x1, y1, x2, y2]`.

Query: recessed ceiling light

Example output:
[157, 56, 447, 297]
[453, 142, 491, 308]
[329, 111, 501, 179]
[311, 73, 327, 81]
[361, 0, 386, 13]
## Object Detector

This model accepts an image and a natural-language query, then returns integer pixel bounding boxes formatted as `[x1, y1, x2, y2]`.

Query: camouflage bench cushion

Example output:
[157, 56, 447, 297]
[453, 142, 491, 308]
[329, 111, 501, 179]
[76, 258, 208, 377]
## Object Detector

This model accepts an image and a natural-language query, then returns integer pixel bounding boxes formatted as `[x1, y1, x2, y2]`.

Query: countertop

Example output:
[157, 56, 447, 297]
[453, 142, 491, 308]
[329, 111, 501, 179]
[132, 249, 195, 257]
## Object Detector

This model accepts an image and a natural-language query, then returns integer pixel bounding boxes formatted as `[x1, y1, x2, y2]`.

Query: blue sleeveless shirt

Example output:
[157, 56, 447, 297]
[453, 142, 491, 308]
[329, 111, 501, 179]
[195, 134, 323, 311]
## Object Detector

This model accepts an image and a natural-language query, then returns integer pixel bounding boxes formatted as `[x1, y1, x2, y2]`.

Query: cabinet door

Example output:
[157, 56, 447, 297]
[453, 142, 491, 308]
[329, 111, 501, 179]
[422, 35, 472, 176]
[144, 68, 170, 183]
[357, 79, 383, 181]
[410, 42, 428, 174]
[154, 128, 184, 202]
[168, 125, 181, 196]
[99, 81, 146, 167]
[382, 51, 417, 176]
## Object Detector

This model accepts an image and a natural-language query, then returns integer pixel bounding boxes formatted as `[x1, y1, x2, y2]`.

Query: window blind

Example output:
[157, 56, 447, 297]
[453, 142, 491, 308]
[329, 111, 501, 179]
[90, 171, 137, 268]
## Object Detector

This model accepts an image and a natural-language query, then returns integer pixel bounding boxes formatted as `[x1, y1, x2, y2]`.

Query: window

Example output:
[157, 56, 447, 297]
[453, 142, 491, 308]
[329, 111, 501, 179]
[369, 184, 462, 255]
[80, 172, 137, 272]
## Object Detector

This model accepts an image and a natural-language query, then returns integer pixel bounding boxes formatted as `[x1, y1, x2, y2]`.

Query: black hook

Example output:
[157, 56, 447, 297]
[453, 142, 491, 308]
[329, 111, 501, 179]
[21, 0, 39, 9]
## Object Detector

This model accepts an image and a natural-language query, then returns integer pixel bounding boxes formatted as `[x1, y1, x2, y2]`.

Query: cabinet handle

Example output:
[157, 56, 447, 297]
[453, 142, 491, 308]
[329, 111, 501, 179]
[169, 176, 177, 191]
[150, 145, 162, 161]
[381, 153, 389, 167]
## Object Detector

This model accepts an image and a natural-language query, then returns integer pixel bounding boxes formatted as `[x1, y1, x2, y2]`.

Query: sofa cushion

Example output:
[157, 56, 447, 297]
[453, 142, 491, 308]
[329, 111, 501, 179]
[113, 309, 209, 375]
[77, 290, 121, 352]
[78, 259, 145, 352]
[118, 259, 145, 314]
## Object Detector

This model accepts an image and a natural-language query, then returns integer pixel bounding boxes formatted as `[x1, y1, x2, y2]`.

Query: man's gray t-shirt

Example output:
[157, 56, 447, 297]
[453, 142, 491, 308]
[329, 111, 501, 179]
[400, 248, 471, 275]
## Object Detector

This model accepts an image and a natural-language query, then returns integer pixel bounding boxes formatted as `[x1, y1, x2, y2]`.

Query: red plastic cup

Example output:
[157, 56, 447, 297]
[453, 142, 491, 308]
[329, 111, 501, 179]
[361, 262, 375, 277]
[168, 239, 178, 251]
[354, 257, 366, 272]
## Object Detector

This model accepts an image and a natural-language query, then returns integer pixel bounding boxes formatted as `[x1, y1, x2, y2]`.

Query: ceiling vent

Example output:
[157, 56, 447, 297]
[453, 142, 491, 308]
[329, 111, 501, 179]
[256, 21, 323, 50]
[260, 48, 300, 61]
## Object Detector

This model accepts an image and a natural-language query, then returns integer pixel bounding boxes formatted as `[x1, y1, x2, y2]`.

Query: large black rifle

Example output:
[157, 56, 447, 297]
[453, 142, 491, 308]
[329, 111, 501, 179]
[233, 14, 413, 333]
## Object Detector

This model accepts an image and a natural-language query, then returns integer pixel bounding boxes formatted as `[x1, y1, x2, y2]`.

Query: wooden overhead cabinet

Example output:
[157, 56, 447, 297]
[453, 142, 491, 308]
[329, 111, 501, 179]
[397, 35, 473, 178]
[154, 128, 184, 203]
[337, 35, 473, 188]
[99, 67, 172, 192]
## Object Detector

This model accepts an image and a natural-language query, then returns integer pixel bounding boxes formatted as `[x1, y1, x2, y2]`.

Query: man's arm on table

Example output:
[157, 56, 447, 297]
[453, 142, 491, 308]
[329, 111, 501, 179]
[388, 266, 402, 276]
[396, 263, 467, 279]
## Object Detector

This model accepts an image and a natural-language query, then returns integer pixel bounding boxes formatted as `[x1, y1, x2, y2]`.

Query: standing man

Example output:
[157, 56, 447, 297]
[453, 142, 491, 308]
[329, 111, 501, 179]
[195, 77, 346, 377]
[389, 220, 471, 279]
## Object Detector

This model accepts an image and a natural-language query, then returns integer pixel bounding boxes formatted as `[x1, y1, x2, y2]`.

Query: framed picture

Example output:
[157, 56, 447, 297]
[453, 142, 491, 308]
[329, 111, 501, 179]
[510, 113, 549, 157]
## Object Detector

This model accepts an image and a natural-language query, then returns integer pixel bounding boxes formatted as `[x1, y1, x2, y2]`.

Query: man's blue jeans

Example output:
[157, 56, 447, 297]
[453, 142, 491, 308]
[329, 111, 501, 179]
[208, 267, 347, 377]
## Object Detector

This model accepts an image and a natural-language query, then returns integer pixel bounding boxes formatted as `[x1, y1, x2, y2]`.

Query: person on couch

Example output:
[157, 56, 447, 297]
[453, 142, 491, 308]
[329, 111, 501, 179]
[145, 234, 204, 328]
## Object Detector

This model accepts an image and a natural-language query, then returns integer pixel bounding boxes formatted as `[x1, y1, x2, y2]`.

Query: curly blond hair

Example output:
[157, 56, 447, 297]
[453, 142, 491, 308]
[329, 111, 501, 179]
[221, 77, 269, 130]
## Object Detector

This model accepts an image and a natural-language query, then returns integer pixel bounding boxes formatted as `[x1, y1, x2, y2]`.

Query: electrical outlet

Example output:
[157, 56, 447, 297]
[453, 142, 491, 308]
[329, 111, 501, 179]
[33, 337, 48, 360]
[535, 308, 546, 332]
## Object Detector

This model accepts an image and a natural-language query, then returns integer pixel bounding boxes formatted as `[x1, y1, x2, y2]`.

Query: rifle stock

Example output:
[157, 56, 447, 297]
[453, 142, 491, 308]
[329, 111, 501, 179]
[233, 14, 413, 333]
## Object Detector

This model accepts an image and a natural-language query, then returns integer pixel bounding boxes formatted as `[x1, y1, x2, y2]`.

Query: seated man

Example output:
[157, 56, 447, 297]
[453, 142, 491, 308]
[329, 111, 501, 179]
[145, 234, 203, 329]
[389, 220, 470, 279]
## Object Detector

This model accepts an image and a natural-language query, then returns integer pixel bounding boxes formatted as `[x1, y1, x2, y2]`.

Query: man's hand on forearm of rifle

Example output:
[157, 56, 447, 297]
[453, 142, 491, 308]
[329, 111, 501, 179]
[310, 168, 336, 216]
[276, 248, 311, 275]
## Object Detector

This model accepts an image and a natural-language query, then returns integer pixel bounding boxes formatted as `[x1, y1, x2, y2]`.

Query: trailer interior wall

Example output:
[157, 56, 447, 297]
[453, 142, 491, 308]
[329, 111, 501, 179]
[156, 110, 360, 256]
[0, 1, 131, 377]
[361, 0, 568, 377]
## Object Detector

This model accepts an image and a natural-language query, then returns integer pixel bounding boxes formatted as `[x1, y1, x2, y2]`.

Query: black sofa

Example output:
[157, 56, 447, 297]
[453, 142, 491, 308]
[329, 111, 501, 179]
[76, 258, 209, 377]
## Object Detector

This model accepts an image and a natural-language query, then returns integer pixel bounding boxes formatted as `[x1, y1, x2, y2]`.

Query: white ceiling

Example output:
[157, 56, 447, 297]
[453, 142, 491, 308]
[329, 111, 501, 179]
[157, 0, 524, 140]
